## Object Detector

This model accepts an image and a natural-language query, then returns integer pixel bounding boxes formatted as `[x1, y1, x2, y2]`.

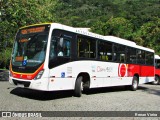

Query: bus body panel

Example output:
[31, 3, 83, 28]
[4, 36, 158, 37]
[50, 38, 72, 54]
[155, 69, 160, 76]
[48, 61, 154, 91]
[9, 77, 49, 91]
[140, 66, 154, 77]
[9, 23, 155, 93]
[10, 64, 44, 80]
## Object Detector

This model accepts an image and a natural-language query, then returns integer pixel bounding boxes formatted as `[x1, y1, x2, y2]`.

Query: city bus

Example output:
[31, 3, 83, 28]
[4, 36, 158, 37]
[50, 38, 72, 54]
[154, 55, 160, 85]
[9, 23, 155, 97]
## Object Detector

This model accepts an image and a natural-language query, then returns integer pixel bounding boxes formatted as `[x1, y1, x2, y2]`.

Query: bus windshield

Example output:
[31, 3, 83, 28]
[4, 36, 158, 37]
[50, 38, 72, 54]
[12, 25, 50, 67]
[155, 59, 160, 69]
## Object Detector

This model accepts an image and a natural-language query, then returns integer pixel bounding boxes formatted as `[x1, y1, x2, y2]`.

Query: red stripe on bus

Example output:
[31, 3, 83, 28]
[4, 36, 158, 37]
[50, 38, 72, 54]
[10, 64, 44, 80]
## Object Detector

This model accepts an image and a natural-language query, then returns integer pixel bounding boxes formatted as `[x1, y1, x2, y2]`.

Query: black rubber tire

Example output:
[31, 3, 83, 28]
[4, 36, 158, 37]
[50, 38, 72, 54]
[83, 81, 90, 94]
[74, 76, 83, 97]
[131, 76, 138, 91]
[152, 76, 159, 85]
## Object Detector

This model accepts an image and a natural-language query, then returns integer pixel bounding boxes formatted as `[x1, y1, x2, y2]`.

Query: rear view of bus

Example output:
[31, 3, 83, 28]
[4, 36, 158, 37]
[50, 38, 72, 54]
[9, 24, 51, 90]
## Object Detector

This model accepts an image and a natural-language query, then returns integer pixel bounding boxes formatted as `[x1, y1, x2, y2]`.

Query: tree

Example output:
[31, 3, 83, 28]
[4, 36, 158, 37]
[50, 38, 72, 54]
[0, 0, 56, 68]
[0, 0, 159, 68]
[91, 21, 106, 35]
[133, 18, 160, 54]
[104, 17, 133, 39]
[91, 17, 134, 40]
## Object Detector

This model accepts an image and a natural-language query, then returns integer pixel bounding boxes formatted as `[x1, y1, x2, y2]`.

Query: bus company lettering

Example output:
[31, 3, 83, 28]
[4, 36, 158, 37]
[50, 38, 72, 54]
[97, 66, 112, 72]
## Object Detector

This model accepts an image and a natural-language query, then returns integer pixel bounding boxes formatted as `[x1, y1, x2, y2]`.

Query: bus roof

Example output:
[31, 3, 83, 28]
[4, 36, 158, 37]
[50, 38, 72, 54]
[104, 36, 136, 47]
[20, 23, 52, 29]
[155, 55, 160, 59]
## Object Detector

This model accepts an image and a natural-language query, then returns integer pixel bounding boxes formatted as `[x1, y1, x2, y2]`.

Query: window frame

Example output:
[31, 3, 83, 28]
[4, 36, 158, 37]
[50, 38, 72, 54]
[77, 35, 96, 59]
[98, 40, 113, 62]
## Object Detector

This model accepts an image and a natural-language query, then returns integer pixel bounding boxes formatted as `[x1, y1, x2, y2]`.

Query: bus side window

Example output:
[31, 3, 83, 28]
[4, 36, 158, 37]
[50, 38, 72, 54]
[120, 54, 125, 63]
[113, 44, 126, 63]
[126, 47, 137, 64]
[63, 40, 70, 57]
[77, 36, 96, 59]
[145, 52, 154, 65]
[57, 37, 71, 57]
[155, 59, 160, 68]
[137, 50, 145, 64]
[98, 41, 112, 61]
[158, 63, 160, 69]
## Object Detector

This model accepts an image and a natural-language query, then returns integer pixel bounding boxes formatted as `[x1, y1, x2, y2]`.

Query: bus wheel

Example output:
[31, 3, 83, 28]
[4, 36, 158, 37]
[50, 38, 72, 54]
[131, 76, 138, 91]
[152, 76, 159, 85]
[74, 76, 83, 97]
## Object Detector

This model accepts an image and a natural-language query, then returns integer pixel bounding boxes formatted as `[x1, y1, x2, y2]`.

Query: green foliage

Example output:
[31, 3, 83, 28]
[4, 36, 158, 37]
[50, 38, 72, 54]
[91, 21, 106, 35]
[0, 47, 12, 69]
[0, 0, 56, 68]
[54, 0, 159, 53]
[133, 17, 160, 54]
[0, 0, 160, 68]
[105, 17, 133, 39]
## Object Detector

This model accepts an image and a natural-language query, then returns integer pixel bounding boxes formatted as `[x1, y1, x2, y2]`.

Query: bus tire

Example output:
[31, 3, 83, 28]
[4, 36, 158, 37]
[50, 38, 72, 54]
[74, 76, 83, 97]
[131, 76, 138, 91]
[152, 76, 159, 85]
[83, 81, 90, 94]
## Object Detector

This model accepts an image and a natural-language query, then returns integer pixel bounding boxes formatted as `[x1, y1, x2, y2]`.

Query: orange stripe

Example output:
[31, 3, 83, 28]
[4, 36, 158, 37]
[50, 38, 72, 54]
[10, 63, 44, 80]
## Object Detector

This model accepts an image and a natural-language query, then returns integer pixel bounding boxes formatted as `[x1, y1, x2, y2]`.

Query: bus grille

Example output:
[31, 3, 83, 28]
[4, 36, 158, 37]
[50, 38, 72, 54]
[13, 79, 30, 87]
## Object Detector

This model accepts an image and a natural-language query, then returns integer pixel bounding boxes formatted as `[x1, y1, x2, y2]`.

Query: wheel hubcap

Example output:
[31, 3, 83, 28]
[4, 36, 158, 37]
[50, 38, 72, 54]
[81, 81, 83, 91]
[133, 80, 137, 88]
[154, 78, 158, 84]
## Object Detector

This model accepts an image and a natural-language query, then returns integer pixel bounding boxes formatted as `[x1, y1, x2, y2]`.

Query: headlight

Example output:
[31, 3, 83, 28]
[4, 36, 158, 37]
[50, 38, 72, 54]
[34, 70, 44, 80]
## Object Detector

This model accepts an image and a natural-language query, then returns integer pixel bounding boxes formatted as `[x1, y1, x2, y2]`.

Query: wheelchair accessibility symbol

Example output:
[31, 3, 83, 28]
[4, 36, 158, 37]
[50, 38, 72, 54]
[61, 72, 65, 78]
[22, 56, 27, 66]
[22, 60, 27, 66]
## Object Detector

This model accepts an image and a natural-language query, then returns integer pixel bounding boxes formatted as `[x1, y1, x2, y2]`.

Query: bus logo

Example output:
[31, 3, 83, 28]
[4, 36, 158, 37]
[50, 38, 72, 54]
[118, 64, 128, 77]
[2, 112, 11, 117]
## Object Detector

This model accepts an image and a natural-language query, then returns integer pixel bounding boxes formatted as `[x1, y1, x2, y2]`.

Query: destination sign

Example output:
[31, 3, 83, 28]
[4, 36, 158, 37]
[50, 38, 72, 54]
[21, 26, 45, 34]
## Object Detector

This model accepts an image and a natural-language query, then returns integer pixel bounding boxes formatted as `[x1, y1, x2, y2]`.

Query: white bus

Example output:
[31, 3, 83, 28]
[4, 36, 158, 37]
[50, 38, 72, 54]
[9, 23, 155, 97]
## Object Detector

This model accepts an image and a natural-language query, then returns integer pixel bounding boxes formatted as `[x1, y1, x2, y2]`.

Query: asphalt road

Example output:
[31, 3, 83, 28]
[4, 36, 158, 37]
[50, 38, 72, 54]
[0, 70, 160, 119]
